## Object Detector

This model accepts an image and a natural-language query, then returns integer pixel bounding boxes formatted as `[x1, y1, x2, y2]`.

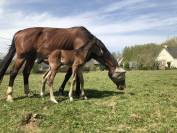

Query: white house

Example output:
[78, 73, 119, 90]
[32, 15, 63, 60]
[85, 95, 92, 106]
[156, 46, 177, 69]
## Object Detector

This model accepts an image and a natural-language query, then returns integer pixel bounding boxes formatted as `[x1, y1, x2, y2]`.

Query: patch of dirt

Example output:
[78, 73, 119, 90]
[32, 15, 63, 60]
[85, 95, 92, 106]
[95, 96, 117, 113]
[129, 113, 142, 121]
[19, 113, 43, 132]
[106, 124, 131, 132]
[133, 127, 147, 132]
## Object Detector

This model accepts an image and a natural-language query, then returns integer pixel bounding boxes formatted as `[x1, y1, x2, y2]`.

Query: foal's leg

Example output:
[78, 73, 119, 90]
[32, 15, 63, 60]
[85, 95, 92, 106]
[40, 68, 50, 97]
[23, 59, 35, 96]
[78, 69, 87, 100]
[47, 66, 58, 103]
[7, 57, 25, 102]
[69, 67, 77, 102]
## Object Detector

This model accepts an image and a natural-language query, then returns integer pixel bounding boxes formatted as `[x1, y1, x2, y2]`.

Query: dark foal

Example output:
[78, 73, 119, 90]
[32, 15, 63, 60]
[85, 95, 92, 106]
[40, 39, 95, 103]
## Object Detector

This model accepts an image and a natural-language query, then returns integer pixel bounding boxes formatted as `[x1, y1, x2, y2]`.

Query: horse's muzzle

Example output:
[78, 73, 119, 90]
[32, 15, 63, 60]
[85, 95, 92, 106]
[117, 80, 126, 90]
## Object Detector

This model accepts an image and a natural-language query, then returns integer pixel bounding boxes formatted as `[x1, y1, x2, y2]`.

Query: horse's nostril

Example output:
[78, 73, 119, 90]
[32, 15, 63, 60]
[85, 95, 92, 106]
[117, 85, 125, 90]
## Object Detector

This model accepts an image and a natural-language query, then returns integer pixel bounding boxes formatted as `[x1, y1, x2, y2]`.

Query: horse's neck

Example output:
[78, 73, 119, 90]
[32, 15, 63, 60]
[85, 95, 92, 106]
[93, 48, 117, 72]
[94, 38, 117, 72]
[95, 55, 116, 71]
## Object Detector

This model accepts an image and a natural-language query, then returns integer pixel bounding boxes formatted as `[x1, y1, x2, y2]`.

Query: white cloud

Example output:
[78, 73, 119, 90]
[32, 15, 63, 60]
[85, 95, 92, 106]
[1, 0, 47, 5]
[104, 0, 146, 13]
[98, 34, 167, 52]
[0, 0, 5, 12]
[0, 0, 176, 54]
[0, 0, 6, 6]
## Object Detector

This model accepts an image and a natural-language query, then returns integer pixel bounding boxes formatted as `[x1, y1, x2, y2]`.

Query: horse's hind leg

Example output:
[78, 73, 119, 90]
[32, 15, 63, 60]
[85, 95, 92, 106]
[23, 59, 35, 97]
[7, 57, 25, 102]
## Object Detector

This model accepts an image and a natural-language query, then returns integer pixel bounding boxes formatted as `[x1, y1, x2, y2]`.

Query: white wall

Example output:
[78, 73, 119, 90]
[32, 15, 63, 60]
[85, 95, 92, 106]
[156, 49, 177, 68]
[171, 59, 177, 68]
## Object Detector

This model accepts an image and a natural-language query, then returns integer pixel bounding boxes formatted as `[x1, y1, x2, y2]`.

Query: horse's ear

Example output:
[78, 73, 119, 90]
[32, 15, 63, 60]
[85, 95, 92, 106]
[117, 57, 123, 66]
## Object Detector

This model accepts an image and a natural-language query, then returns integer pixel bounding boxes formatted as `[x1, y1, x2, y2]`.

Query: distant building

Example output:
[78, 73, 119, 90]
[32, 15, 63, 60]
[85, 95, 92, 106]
[39, 62, 49, 72]
[156, 46, 177, 69]
[128, 61, 138, 69]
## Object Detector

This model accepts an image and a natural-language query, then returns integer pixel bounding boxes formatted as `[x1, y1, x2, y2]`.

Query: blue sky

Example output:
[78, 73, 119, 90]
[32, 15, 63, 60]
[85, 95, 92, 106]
[0, 0, 177, 53]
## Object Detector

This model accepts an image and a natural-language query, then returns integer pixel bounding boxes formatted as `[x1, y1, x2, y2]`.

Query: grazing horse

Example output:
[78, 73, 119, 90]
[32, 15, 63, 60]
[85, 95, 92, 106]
[40, 38, 96, 103]
[0, 26, 126, 102]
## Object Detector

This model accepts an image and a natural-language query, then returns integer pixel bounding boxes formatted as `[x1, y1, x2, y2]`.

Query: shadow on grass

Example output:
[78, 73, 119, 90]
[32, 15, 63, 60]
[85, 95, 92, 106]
[14, 93, 67, 103]
[14, 93, 41, 101]
[13, 88, 127, 101]
[86, 89, 125, 98]
[54, 88, 125, 99]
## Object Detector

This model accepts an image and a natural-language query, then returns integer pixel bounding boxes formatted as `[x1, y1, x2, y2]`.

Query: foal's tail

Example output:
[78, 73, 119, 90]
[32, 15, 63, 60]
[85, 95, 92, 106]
[0, 37, 16, 84]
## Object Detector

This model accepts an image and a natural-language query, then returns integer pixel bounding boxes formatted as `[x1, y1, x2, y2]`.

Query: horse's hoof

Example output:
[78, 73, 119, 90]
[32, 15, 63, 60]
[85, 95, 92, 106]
[40, 92, 44, 97]
[25, 93, 31, 97]
[69, 97, 74, 102]
[58, 89, 64, 96]
[80, 94, 88, 100]
[50, 98, 58, 104]
[84, 96, 88, 100]
[6, 95, 14, 102]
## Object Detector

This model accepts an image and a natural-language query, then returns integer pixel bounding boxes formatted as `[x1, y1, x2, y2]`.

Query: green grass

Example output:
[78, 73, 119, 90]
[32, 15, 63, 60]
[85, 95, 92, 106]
[0, 70, 177, 132]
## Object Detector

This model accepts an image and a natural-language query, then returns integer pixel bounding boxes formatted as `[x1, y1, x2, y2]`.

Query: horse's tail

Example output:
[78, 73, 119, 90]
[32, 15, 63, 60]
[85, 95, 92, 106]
[0, 37, 16, 84]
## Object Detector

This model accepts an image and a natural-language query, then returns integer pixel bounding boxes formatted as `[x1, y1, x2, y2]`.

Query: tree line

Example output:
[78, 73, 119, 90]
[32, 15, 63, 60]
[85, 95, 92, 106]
[122, 37, 177, 70]
[1, 37, 177, 73]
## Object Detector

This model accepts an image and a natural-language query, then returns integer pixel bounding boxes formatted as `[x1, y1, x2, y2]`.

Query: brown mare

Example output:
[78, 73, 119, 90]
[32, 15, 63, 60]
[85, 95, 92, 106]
[0, 26, 126, 103]
[40, 38, 96, 103]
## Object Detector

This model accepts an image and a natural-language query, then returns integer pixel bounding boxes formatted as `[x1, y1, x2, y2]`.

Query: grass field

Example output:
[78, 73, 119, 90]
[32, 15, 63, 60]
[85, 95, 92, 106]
[0, 70, 177, 132]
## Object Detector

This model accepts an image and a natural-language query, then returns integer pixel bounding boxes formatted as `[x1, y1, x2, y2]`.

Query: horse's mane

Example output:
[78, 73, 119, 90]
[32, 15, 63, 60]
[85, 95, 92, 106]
[95, 38, 118, 67]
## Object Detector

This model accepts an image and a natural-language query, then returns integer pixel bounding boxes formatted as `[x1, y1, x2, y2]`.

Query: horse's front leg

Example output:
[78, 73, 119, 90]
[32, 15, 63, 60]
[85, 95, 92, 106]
[58, 67, 81, 97]
[78, 68, 87, 100]
[58, 67, 72, 96]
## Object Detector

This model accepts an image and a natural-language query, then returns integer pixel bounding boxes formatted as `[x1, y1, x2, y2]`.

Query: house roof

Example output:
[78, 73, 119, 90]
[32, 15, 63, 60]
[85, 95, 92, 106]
[166, 47, 177, 58]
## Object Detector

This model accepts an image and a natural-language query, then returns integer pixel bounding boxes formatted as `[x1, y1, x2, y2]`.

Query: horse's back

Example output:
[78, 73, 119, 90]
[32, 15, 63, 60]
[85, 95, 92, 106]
[14, 27, 94, 59]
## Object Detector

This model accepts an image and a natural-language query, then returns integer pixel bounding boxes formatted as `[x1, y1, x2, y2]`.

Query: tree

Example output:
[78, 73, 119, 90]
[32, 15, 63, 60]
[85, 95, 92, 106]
[122, 43, 162, 70]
